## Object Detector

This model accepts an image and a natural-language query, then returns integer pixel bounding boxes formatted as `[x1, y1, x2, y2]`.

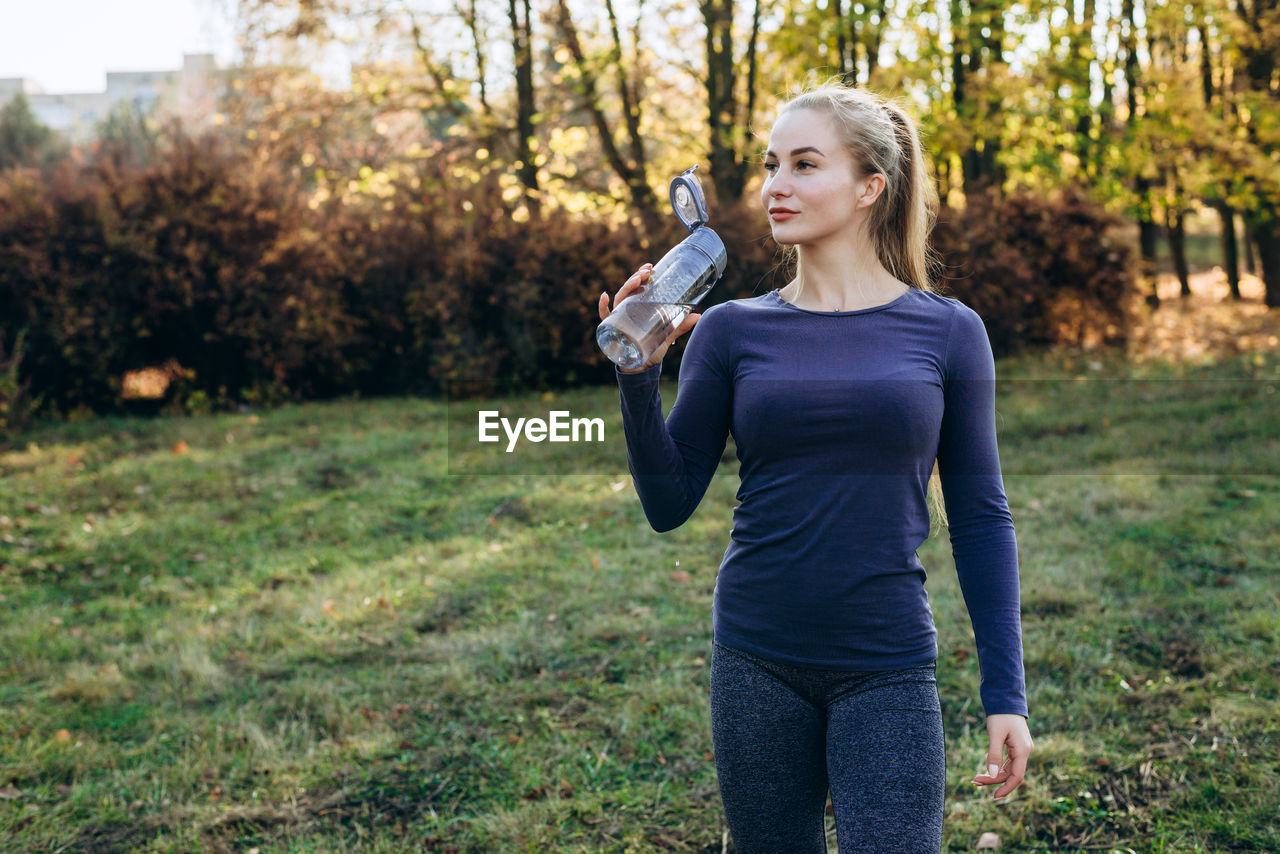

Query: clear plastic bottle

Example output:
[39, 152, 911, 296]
[597, 226, 726, 371]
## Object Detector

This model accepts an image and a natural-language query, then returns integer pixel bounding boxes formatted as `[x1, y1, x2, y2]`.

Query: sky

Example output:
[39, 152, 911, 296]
[0, 0, 240, 93]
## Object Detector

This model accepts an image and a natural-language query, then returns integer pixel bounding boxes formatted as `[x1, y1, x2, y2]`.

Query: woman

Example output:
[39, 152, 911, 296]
[597, 80, 1033, 852]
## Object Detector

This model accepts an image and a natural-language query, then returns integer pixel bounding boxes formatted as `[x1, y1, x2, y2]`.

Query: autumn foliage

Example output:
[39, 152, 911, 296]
[0, 127, 1133, 419]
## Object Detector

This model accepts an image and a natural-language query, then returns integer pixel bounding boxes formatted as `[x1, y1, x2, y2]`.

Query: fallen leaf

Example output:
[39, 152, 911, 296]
[172, 440, 189, 455]
[670, 570, 691, 583]
[0, 785, 21, 800]
[591, 555, 601, 570]
[321, 599, 338, 617]
[55, 729, 72, 742]
[977, 831, 1000, 849]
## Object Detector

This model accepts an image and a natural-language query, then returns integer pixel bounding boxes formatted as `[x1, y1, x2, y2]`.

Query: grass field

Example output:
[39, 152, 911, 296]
[2, 342, 1278, 853]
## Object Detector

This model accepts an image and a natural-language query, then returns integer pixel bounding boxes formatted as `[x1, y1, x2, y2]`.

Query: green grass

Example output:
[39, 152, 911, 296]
[2, 346, 1278, 852]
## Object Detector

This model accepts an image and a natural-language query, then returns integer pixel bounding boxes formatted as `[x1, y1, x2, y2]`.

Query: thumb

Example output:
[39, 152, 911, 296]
[669, 312, 701, 342]
[985, 738, 1005, 780]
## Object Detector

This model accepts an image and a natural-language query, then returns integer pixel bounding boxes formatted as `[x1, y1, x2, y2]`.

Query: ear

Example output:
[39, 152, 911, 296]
[856, 172, 886, 210]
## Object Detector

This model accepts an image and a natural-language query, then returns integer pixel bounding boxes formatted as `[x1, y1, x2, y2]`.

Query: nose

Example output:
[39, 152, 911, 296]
[767, 169, 792, 200]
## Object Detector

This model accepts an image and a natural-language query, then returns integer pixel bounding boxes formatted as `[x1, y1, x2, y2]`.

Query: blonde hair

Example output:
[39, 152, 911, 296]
[772, 79, 950, 528]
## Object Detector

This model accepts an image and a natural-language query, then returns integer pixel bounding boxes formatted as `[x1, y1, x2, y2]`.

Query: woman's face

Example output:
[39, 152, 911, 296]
[760, 107, 881, 247]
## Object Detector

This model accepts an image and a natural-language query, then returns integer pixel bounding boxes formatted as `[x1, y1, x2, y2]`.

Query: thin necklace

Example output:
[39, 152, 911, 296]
[793, 284, 908, 312]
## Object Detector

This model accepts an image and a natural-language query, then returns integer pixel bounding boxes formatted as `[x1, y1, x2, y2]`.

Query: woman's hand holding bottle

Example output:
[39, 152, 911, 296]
[598, 263, 701, 374]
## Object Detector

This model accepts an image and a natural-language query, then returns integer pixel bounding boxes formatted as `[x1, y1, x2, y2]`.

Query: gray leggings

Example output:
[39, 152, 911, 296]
[709, 641, 945, 854]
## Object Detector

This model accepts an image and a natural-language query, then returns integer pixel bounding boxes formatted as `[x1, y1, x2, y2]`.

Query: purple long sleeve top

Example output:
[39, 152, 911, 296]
[614, 286, 1027, 718]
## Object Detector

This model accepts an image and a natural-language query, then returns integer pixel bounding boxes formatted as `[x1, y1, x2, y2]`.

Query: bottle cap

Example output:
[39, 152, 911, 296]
[670, 166, 710, 231]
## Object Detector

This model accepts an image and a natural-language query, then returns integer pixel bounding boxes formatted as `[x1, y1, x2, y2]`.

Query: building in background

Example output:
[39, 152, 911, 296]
[0, 54, 222, 142]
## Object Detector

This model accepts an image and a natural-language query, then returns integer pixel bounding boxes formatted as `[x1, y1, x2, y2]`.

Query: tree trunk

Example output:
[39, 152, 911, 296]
[954, 0, 1005, 195]
[702, 0, 760, 203]
[1231, 0, 1279, 306]
[507, 0, 541, 218]
[555, 0, 661, 234]
[834, 0, 848, 81]
[459, 0, 489, 117]
[1243, 222, 1257, 275]
[704, 0, 738, 202]
[865, 0, 886, 85]
[605, 0, 649, 227]
[1247, 217, 1280, 308]
[1211, 198, 1242, 300]
[1071, 0, 1097, 181]
[1164, 196, 1190, 297]
[1123, 0, 1159, 308]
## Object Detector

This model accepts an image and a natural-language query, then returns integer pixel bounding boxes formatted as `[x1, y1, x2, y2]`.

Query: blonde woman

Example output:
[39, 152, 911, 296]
[598, 80, 1033, 852]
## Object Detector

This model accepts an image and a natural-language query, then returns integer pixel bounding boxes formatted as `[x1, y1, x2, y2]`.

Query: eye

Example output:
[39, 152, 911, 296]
[763, 161, 778, 173]
[795, 160, 815, 170]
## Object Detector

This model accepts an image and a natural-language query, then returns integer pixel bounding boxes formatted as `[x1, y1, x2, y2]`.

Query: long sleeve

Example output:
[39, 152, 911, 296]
[613, 303, 734, 532]
[936, 302, 1028, 718]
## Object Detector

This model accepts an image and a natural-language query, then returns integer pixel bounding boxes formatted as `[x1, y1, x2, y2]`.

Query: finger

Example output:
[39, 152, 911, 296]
[624, 263, 654, 288]
[598, 291, 611, 320]
[665, 312, 701, 346]
[993, 767, 1024, 799]
[614, 268, 653, 306]
[993, 749, 1030, 799]
[972, 759, 1007, 785]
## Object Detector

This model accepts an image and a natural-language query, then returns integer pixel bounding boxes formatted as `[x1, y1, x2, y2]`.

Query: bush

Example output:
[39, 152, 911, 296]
[0, 132, 358, 415]
[931, 183, 1135, 357]
[0, 328, 40, 438]
[0, 129, 1134, 421]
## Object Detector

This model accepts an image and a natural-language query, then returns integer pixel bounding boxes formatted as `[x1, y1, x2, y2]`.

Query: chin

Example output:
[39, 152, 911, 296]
[769, 226, 803, 246]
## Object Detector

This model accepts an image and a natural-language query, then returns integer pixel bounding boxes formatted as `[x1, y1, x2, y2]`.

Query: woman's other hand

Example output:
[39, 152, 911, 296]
[972, 714, 1034, 800]
[598, 263, 701, 374]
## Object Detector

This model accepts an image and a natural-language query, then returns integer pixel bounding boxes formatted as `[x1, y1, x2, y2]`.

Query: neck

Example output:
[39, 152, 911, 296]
[785, 231, 905, 311]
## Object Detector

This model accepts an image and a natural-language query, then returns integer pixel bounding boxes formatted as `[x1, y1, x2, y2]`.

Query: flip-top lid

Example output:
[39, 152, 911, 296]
[669, 165, 709, 231]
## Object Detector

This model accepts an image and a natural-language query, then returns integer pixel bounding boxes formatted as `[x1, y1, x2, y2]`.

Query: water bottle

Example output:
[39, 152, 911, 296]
[597, 166, 727, 371]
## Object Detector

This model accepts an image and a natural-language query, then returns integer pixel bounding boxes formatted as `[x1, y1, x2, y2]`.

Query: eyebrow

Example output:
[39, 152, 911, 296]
[764, 146, 825, 158]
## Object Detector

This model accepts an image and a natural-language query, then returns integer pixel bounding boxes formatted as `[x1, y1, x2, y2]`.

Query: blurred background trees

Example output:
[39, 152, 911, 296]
[1, 0, 1276, 422]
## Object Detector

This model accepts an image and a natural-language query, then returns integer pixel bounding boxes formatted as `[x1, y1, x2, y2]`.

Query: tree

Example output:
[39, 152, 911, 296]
[702, 0, 764, 203]
[0, 94, 66, 171]
[554, 0, 663, 233]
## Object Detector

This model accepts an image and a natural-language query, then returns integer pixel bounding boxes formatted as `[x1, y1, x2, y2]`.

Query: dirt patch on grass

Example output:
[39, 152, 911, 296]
[1022, 589, 1084, 618]
[1115, 623, 1205, 678]
[69, 767, 456, 853]
[414, 589, 482, 633]
[1126, 271, 1278, 364]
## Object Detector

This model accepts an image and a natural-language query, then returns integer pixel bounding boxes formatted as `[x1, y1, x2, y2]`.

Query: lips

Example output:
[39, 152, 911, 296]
[769, 207, 798, 221]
